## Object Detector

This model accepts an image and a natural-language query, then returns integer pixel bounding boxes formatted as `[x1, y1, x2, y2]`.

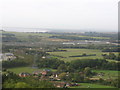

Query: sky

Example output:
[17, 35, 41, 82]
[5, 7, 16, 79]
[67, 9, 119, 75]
[1, 0, 119, 32]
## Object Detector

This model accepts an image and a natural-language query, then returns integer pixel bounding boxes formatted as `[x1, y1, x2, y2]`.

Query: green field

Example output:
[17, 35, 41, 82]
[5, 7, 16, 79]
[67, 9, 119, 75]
[92, 70, 119, 79]
[3, 31, 52, 42]
[8, 67, 57, 74]
[68, 35, 110, 40]
[48, 49, 105, 62]
[70, 83, 116, 88]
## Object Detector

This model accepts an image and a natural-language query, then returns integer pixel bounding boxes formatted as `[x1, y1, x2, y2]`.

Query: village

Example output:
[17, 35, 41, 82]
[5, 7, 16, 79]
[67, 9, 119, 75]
[18, 69, 81, 88]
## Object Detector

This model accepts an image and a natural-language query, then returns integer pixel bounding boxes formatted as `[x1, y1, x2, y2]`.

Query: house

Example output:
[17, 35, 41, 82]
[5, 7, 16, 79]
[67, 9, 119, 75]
[51, 72, 58, 77]
[41, 71, 47, 75]
[42, 56, 46, 59]
[49, 72, 60, 80]
[65, 82, 80, 87]
[33, 71, 42, 75]
[19, 72, 31, 77]
[41, 69, 51, 76]
[89, 78, 100, 81]
[33, 69, 50, 77]
[1, 53, 16, 61]
[50, 81, 67, 88]
[50, 81, 80, 88]
[43, 69, 51, 72]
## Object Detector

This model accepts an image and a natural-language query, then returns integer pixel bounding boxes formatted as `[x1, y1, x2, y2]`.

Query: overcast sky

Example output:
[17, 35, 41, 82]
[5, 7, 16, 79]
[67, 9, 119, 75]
[1, 0, 119, 32]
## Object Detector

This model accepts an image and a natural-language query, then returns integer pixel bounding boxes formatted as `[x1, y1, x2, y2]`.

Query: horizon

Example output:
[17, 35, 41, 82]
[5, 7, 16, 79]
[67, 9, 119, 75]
[1, 27, 118, 33]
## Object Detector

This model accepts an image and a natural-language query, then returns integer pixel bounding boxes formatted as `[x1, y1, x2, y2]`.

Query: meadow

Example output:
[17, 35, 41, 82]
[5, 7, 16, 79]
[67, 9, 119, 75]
[48, 48, 116, 62]
[70, 83, 116, 88]
[3, 31, 52, 42]
[92, 70, 119, 79]
[8, 67, 57, 74]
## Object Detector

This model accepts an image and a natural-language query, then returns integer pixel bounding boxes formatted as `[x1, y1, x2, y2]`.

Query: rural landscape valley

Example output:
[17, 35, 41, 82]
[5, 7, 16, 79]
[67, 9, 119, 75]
[1, 30, 119, 88]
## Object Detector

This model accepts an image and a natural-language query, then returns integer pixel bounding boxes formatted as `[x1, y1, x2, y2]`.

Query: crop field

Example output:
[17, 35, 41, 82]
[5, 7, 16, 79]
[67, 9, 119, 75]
[71, 83, 116, 88]
[48, 49, 105, 62]
[8, 67, 57, 74]
[92, 70, 119, 79]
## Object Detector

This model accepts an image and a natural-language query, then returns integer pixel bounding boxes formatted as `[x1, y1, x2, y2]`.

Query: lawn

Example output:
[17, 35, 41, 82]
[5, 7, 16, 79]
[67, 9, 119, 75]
[92, 70, 119, 79]
[8, 67, 57, 74]
[70, 83, 116, 88]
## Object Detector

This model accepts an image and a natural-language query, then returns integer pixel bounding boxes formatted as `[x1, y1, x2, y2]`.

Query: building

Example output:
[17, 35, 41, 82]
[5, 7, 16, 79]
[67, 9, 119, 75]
[0, 54, 2, 61]
[50, 81, 66, 88]
[33, 71, 42, 75]
[19, 72, 31, 77]
[41, 71, 47, 75]
[1, 53, 16, 61]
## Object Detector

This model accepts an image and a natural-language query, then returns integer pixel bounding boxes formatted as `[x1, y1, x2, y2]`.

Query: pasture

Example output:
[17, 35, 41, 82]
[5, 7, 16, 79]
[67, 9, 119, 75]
[48, 48, 104, 62]
[92, 70, 119, 79]
[71, 83, 116, 88]
[8, 67, 57, 74]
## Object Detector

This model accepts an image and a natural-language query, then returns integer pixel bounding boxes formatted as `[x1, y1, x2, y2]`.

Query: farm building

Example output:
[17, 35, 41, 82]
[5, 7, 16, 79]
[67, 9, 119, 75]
[1, 53, 16, 61]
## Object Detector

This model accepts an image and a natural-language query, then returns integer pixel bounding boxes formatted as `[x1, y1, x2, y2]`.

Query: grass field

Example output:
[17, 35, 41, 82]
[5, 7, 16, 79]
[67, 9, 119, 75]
[3, 31, 53, 42]
[70, 83, 116, 88]
[92, 70, 119, 79]
[8, 67, 57, 74]
[48, 48, 105, 62]
[69, 35, 110, 40]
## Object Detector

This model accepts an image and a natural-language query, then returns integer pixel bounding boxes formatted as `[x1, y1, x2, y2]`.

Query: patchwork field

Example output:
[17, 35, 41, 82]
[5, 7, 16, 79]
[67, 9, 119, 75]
[48, 48, 115, 62]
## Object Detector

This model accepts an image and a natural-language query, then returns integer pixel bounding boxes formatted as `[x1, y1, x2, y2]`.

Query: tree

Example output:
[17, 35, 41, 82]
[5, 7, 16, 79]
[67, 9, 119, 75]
[57, 64, 67, 72]
[82, 53, 87, 56]
[109, 52, 116, 59]
[3, 79, 15, 88]
[117, 53, 120, 61]
[84, 67, 92, 77]
[58, 72, 67, 80]
[72, 73, 84, 82]
[67, 66, 75, 72]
